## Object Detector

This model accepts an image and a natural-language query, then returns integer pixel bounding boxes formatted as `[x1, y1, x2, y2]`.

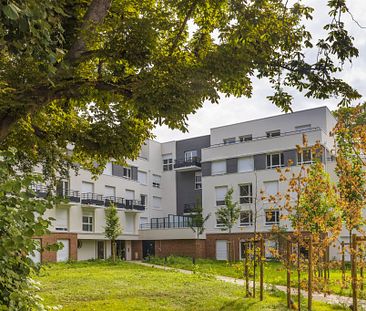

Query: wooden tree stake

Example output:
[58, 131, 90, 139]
[308, 236, 313, 311]
[260, 237, 264, 301]
[351, 234, 358, 311]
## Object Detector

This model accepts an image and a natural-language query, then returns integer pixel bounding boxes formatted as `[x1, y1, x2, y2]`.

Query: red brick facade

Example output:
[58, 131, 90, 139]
[154, 239, 206, 258]
[34, 232, 78, 262]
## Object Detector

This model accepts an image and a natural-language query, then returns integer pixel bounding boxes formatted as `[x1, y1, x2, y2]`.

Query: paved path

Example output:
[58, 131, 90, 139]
[131, 261, 366, 309]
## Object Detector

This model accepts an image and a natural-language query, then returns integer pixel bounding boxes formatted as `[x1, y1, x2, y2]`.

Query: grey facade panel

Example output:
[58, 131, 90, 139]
[131, 166, 138, 180]
[283, 149, 297, 166]
[226, 158, 238, 174]
[175, 135, 211, 160]
[176, 171, 201, 215]
[201, 162, 211, 177]
[112, 164, 124, 177]
[175, 135, 210, 215]
[254, 154, 267, 170]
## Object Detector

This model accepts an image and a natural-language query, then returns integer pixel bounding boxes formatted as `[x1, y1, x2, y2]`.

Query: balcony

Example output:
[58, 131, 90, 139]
[57, 189, 81, 203]
[125, 199, 146, 211]
[104, 196, 125, 209]
[174, 157, 201, 172]
[81, 192, 104, 206]
[31, 184, 49, 198]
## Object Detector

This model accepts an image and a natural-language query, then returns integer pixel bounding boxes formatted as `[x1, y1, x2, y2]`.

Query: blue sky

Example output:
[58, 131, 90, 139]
[153, 0, 366, 142]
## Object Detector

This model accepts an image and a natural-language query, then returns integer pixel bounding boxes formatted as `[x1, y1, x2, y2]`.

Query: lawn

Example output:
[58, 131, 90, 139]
[36, 260, 347, 311]
[146, 256, 361, 298]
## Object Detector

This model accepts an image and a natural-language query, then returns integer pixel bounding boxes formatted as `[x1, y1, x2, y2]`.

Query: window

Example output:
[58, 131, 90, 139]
[266, 153, 284, 168]
[240, 211, 253, 226]
[140, 194, 147, 206]
[223, 137, 235, 145]
[139, 216, 149, 226]
[56, 180, 69, 196]
[216, 217, 225, 228]
[82, 214, 93, 232]
[265, 210, 280, 225]
[81, 181, 94, 194]
[238, 156, 254, 172]
[138, 171, 147, 185]
[125, 213, 135, 233]
[212, 160, 226, 175]
[297, 149, 313, 164]
[152, 174, 161, 188]
[264, 181, 279, 197]
[123, 167, 131, 179]
[266, 130, 281, 138]
[184, 150, 198, 162]
[195, 172, 202, 190]
[125, 190, 135, 200]
[239, 135, 252, 142]
[152, 196, 162, 209]
[295, 124, 311, 132]
[163, 153, 173, 171]
[55, 208, 68, 231]
[103, 162, 113, 175]
[104, 186, 116, 198]
[239, 183, 253, 204]
[215, 186, 227, 206]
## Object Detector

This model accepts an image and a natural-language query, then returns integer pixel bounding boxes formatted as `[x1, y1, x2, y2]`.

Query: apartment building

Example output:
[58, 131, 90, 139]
[31, 106, 345, 263]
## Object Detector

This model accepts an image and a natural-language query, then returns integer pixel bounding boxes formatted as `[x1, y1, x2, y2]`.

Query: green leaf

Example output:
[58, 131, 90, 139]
[2, 3, 20, 20]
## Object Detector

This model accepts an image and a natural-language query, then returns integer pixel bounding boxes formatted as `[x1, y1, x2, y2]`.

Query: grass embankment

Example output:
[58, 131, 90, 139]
[36, 260, 346, 310]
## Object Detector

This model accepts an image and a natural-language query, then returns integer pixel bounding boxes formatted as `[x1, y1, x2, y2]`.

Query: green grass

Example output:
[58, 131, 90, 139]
[146, 256, 360, 298]
[35, 260, 347, 310]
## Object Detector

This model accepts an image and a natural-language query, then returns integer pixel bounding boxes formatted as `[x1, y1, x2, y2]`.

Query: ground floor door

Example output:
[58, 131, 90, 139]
[57, 239, 70, 262]
[125, 241, 132, 260]
[29, 239, 41, 263]
[116, 240, 126, 260]
[97, 241, 105, 259]
[142, 240, 155, 259]
[216, 240, 228, 261]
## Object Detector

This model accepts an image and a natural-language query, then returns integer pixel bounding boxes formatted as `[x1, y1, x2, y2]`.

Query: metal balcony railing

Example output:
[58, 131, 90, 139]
[81, 192, 104, 206]
[174, 157, 201, 169]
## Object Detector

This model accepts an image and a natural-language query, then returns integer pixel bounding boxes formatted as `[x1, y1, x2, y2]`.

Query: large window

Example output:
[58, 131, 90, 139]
[266, 153, 284, 169]
[265, 210, 280, 225]
[123, 167, 131, 179]
[163, 153, 173, 171]
[212, 160, 226, 175]
[82, 213, 93, 232]
[195, 172, 202, 190]
[266, 130, 281, 138]
[152, 174, 161, 188]
[184, 150, 198, 162]
[223, 137, 235, 145]
[240, 211, 253, 226]
[297, 149, 313, 165]
[216, 217, 225, 228]
[215, 186, 227, 206]
[239, 183, 253, 204]
[104, 185, 116, 198]
[238, 156, 254, 172]
[81, 181, 94, 194]
[152, 196, 162, 209]
[138, 171, 147, 185]
[264, 181, 279, 197]
[140, 194, 147, 206]
[55, 208, 68, 231]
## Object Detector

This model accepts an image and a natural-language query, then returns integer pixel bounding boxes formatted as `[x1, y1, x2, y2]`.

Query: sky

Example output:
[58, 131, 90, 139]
[153, 0, 366, 142]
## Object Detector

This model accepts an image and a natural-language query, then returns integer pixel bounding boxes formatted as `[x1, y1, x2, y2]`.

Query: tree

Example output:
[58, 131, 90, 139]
[216, 188, 241, 235]
[189, 198, 210, 240]
[0, 0, 361, 178]
[104, 203, 122, 263]
[0, 148, 58, 310]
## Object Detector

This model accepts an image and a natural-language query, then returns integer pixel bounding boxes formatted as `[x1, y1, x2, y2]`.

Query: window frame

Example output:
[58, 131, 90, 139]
[195, 172, 202, 190]
[265, 210, 280, 225]
[123, 167, 131, 179]
[82, 215, 93, 232]
[152, 174, 161, 188]
[239, 134, 253, 142]
[297, 149, 313, 165]
[239, 210, 253, 226]
[266, 130, 281, 138]
[162, 154, 173, 171]
[266, 153, 284, 169]
[239, 183, 253, 204]
[184, 150, 198, 162]
[223, 137, 236, 145]
[215, 186, 227, 206]
[211, 160, 227, 175]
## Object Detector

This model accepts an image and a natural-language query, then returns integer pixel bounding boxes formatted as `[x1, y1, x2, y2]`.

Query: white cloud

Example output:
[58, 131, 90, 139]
[153, 0, 366, 142]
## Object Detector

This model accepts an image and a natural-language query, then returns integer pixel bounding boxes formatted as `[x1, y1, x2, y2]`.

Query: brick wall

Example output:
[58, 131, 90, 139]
[154, 239, 206, 258]
[34, 232, 78, 262]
